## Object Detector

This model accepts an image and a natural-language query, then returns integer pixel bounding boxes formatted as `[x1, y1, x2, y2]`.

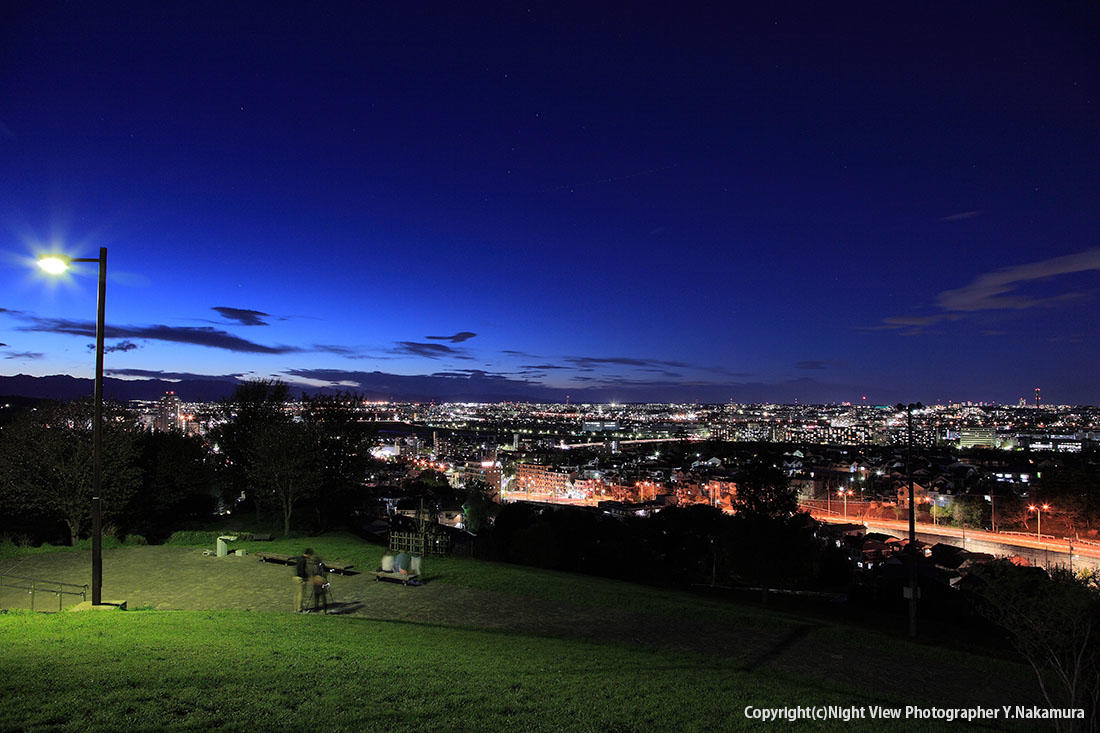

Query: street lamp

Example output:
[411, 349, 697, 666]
[838, 488, 851, 518]
[1029, 503, 1050, 543]
[37, 248, 107, 606]
[897, 401, 922, 638]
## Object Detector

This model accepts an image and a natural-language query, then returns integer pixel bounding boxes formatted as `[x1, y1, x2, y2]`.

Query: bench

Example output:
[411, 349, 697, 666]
[256, 552, 294, 565]
[374, 570, 419, 586]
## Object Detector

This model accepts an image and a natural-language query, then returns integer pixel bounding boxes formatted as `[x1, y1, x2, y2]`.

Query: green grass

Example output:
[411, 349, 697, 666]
[0, 609, 922, 732]
[2, 530, 1034, 679]
[0, 532, 1036, 729]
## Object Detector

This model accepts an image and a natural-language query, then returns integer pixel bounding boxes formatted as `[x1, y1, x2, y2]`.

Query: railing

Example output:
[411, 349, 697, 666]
[0, 573, 88, 612]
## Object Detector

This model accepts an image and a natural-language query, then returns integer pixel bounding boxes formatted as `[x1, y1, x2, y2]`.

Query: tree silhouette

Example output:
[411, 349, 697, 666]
[0, 399, 139, 544]
[300, 393, 373, 531]
[246, 418, 320, 537]
[970, 562, 1100, 731]
[732, 459, 797, 519]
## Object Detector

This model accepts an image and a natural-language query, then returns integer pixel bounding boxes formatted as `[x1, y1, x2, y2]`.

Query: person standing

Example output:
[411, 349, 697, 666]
[307, 552, 328, 613]
[294, 548, 314, 613]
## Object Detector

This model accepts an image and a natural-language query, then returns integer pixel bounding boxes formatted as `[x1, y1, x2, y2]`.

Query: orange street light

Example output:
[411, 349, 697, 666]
[1029, 503, 1050, 542]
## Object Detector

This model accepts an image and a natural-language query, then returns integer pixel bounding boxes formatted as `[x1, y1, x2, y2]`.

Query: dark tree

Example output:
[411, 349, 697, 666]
[461, 479, 498, 534]
[300, 393, 374, 531]
[127, 430, 218, 542]
[970, 562, 1100, 731]
[0, 399, 140, 545]
[733, 459, 798, 519]
[210, 379, 292, 519]
[246, 418, 320, 537]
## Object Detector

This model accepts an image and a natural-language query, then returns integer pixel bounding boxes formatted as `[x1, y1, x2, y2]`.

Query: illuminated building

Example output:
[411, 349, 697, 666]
[155, 391, 182, 432]
[515, 463, 573, 496]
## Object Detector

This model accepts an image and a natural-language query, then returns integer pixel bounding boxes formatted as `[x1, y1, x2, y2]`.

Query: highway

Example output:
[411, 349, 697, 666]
[806, 505, 1100, 571]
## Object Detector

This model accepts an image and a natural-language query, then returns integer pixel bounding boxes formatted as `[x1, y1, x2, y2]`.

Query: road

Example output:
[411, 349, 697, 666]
[806, 506, 1100, 571]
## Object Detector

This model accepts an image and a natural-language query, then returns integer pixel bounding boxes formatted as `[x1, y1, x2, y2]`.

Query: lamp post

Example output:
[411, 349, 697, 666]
[38, 249, 107, 606]
[1029, 503, 1050, 543]
[838, 488, 851, 518]
[897, 401, 922, 638]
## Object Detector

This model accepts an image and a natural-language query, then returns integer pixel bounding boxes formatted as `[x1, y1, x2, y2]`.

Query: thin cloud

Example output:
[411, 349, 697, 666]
[869, 248, 1100, 333]
[940, 210, 984, 222]
[795, 360, 829, 370]
[16, 315, 304, 354]
[392, 341, 473, 360]
[3, 351, 43, 360]
[88, 340, 140, 353]
[312, 344, 360, 356]
[565, 356, 690, 369]
[106, 368, 246, 382]
[936, 247, 1100, 312]
[425, 331, 477, 343]
[860, 314, 964, 333]
[212, 307, 271, 326]
[519, 363, 570, 370]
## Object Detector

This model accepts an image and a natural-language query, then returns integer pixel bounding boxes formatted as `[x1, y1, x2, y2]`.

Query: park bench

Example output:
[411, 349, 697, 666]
[373, 570, 419, 586]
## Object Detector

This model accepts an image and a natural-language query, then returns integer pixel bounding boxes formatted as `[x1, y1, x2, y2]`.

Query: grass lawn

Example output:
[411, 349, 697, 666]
[0, 531, 1038, 729]
[0, 608, 963, 732]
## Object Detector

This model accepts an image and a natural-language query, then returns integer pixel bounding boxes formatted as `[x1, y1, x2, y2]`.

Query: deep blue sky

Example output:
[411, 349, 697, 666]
[2, 2, 1098, 404]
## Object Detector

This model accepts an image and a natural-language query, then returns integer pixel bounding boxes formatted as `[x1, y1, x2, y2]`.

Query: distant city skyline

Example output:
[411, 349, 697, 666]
[2, 4, 1098, 404]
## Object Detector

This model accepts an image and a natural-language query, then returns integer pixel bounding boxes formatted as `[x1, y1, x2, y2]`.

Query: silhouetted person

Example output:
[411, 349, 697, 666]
[294, 548, 314, 613]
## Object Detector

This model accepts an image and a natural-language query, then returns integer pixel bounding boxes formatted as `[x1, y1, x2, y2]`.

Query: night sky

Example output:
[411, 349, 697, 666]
[2, 2, 1098, 404]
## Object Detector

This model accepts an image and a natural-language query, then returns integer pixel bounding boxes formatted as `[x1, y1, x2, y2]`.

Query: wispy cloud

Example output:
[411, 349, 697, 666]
[940, 210, 984, 222]
[106, 368, 247, 382]
[212, 306, 271, 326]
[3, 351, 43, 360]
[312, 344, 360, 356]
[936, 248, 1100, 312]
[870, 247, 1100, 333]
[392, 341, 473, 360]
[795, 360, 828, 370]
[565, 356, 690, 369]
[13, 315, 305, 354]
[88, 340, 140, 353]
[425, 331, 477, 343]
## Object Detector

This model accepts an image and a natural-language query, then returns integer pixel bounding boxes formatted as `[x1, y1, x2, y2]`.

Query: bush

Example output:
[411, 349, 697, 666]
[164, 530, 254, 546]
[164, 531, 224, 546]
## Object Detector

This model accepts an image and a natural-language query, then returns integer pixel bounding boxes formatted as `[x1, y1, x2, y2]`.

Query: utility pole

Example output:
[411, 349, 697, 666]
[898, 402, 922, 638]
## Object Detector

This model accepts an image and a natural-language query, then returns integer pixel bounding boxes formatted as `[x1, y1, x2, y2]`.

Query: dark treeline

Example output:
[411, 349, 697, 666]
[0, 381, 384, 545]
[0, 398, 216, 544]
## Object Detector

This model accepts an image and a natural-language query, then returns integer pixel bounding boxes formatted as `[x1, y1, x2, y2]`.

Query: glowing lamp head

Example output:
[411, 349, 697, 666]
[1029, 505, 1037, 511]
[1042, 504, 1050, 511]
[37, 255, 71, 275]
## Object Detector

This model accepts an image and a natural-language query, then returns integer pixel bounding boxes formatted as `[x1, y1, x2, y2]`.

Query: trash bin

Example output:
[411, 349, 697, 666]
[216, 537, 229, 557]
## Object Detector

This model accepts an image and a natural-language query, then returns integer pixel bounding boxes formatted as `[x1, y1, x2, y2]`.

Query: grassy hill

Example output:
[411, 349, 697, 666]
[0, 532, 1038, 730]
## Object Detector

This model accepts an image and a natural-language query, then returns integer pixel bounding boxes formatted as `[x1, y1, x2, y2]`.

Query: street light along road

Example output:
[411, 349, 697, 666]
[37, 248, 108, 606]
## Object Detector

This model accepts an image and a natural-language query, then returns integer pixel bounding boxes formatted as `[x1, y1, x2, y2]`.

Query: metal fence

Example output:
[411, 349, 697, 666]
[0, 573, 88, 612]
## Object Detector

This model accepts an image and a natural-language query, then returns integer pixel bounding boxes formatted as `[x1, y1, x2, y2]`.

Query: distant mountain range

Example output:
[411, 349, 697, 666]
[0, 372, 561, 403]
[0, 374, 245, 403]
[0, 372, 868, 405]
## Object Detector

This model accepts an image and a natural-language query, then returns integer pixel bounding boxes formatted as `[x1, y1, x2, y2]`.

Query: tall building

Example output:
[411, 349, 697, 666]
[1034, 387, 1041, 407]
[155, 391, 182, 432]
